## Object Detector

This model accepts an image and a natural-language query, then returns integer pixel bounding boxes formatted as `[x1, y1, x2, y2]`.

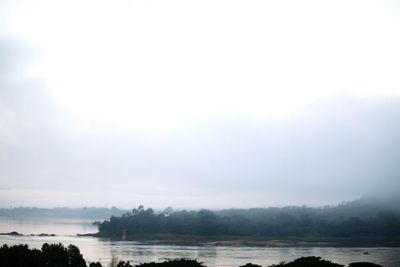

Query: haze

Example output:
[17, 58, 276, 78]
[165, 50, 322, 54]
[1, 0, 400, 208]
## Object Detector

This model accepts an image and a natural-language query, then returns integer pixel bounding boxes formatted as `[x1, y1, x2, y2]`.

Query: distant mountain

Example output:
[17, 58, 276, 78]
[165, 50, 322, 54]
[0, 207, 128, 220]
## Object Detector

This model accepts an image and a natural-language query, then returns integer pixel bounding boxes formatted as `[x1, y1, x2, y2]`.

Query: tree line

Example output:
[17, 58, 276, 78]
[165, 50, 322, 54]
[97, 199, 400, 239]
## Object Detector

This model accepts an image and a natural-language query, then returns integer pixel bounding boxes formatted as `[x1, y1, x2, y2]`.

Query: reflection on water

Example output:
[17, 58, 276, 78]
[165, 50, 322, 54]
[0, 217, 399, 267]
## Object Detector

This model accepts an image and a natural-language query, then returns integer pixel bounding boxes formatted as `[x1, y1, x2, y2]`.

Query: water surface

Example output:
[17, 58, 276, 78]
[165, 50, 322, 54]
[0, 216, 399, 267]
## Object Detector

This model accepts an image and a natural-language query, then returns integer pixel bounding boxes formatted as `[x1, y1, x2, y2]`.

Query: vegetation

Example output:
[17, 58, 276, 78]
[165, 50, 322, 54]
[0, 243, 86, 267]
[270, 256, 344, 266]
[0, 244, 382, 267]
[96, 200, 400, 241]
[348, 264, 383, 267]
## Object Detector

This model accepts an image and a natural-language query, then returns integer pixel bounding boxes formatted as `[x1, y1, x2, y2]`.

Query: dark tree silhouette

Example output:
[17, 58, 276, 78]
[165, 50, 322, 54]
[270, 256, 344, 267]
[239, 263, 263, 267]
[96, 202, 400, 240]
[137, 259, 205, 267]
[348, 263, 383, 267]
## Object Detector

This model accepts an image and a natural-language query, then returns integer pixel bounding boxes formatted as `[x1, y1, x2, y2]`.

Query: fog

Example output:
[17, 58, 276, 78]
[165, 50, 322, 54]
[1, 0, 400, 208]
[1, 65, 399, 207]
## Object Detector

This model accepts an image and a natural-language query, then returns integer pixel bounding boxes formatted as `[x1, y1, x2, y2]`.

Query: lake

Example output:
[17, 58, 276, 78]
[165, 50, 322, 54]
[0, 216, 399, 267]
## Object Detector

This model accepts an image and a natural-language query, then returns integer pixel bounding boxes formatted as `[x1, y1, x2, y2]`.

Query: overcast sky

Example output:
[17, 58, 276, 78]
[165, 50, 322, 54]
[1, 0, 400, 208]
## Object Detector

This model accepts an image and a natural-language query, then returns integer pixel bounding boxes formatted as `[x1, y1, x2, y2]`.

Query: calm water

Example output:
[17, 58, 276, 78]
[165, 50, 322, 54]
[0, 216, 399, 267]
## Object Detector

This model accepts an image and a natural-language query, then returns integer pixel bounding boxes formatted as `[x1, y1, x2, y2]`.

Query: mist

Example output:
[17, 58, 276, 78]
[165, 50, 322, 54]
[1, 0, 400, 209]
[1, 50, 399, 208]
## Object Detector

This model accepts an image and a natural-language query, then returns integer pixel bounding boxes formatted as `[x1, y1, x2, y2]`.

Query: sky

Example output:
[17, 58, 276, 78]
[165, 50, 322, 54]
[0, 0, 400, 208]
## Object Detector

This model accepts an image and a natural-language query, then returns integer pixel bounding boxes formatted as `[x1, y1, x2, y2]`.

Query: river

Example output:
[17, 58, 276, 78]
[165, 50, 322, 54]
[0, 216, 399, 267]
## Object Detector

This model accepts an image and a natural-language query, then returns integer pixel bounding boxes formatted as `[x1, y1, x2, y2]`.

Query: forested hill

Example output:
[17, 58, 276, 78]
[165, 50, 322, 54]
[96, 198, 400, 240]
